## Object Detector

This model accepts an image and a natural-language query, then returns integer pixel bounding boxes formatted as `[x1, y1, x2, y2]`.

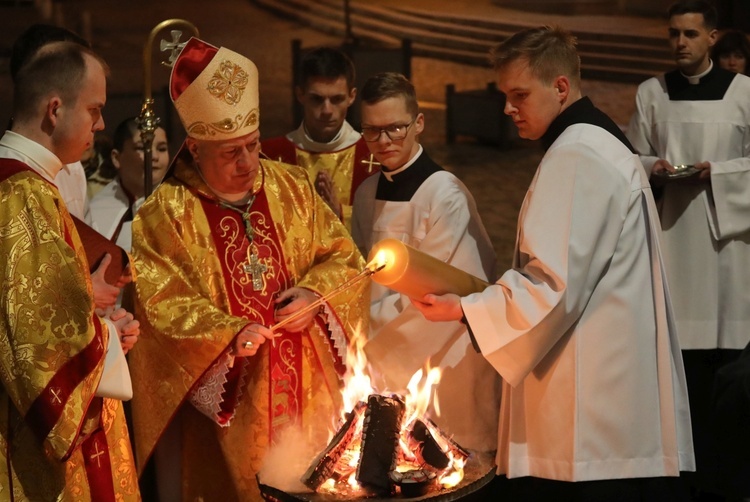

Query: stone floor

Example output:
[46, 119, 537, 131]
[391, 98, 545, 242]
[0, 0, 652, 265]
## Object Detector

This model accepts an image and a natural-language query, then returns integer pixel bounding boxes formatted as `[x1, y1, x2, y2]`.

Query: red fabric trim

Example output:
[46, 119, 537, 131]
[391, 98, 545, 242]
[81, 425, 116, 501]
[0, 158, 39, 183]
[26, 316, 106, 448]
[350, 138, 379, 201]
[170, 37, 218, 101]
[269, 331, 302, 434]
[198, 185, 306, 440]
[260, 137, 298, 165]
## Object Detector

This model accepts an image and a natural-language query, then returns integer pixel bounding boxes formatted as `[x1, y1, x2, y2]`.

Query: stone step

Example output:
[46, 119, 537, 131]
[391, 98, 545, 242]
[251, 0, 672, 82]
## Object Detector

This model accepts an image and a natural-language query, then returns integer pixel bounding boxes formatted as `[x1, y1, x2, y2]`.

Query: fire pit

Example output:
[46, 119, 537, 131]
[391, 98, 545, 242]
[259, 336, 496, 500]
[258, 450, 495, 501]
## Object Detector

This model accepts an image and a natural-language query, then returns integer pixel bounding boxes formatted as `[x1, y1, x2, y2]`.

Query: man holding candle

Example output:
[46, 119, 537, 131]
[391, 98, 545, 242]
[351, 72, 501, 453]
[412, 26, 694, 500]
[128, 37, 368, 500]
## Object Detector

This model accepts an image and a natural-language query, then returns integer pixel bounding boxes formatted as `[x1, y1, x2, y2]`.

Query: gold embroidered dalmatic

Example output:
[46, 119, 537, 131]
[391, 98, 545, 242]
[129, 158, 368, 500]
[260, 136, 378, 229]
[0, 160, 139, 501]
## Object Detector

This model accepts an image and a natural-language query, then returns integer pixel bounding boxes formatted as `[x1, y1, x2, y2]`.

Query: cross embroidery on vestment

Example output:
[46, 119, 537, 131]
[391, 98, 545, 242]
[361, 154, 380, 173]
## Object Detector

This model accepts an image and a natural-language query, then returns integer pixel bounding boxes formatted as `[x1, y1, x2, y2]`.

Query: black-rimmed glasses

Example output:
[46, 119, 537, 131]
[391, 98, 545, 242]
[361, 119, 415, 143]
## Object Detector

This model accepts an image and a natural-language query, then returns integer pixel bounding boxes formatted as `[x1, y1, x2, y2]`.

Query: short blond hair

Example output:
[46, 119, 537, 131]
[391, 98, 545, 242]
[490, 26, 580, 87]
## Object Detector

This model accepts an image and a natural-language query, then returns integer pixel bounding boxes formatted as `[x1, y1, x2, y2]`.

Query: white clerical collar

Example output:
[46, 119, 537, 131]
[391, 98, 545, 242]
[0, 130, 63, 183]
[382, 145, 423, 182]
[681, 60, 713, 85]
[286, 120, 361, 153]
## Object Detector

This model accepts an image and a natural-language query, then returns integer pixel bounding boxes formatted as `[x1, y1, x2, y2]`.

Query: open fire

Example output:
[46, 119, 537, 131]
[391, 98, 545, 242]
[301, 333, 469, 498]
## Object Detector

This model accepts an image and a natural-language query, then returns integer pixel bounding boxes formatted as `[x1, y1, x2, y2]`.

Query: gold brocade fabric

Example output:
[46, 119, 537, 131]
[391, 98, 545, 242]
[293, 144, 377, 229]
[295, 146, 357, 226]
[0, 168, 139, 501]
[129, 158, 369, 500]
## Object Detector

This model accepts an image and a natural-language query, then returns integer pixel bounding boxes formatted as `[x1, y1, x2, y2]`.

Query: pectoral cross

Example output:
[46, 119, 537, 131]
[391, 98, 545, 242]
[243, 249, 267, 291]
[361, 154, 380, 173]
[160, 30, 188, 67]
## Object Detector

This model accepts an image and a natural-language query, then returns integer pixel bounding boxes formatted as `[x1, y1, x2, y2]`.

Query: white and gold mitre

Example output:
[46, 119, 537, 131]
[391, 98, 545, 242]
[170, 37, 259, 140]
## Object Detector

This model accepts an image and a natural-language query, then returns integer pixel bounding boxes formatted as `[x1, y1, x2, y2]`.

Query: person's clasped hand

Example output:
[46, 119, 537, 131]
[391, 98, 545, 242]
[98, 307, 140, 354]
[91, 253, 122, 309]
[274, 287, 320, 333]
[315, 171, 342, 219]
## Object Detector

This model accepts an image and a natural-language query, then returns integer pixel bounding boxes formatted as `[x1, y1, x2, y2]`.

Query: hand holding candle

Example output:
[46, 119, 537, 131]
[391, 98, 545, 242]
[367, 238, 490, 299]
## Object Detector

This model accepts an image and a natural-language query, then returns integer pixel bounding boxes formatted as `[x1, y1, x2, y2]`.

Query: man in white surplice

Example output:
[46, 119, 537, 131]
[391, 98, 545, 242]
[626, 1, 750, 498]
[351, 72, 501, 453]
[413, 27, 694, 501]
[90, 117, 170, 251]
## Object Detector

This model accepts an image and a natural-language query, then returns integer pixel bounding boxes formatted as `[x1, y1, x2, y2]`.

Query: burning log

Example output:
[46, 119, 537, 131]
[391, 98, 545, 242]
[409, 419, 449, 470]
[300, 391, 469, 497]
[356, 394, 405, 492]
[423, 417, 470, 462]
[301, 401, 366, 491]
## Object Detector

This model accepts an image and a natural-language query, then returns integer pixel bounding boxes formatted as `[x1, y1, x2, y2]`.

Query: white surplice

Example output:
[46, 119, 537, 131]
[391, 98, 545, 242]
[352, 150, 501, 452]
[90, 178, 143, 252]
[55, 160, 91, 224]
[627, 71, 750, 350]
[461, 122, 694, 481]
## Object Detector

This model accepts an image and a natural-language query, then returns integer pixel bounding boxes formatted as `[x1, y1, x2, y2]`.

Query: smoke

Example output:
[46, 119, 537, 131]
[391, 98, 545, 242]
[258, 425, 324, 493]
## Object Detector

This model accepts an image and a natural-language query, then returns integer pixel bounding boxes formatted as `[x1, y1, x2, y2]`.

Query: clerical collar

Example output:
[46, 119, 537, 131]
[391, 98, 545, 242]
[0, 130, 64, 183]
[541, 96, 635, 153]
[286, 120, 361, 153]
[382, 145, 423, 181]
[680, 59, 713, 85]
[664, 62, 735, 101]
[375, 147, 442, 202]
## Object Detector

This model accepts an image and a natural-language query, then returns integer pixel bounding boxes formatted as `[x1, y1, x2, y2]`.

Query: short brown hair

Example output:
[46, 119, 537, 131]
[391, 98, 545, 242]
[298, 46, 356, 90]
[360, 72, 419, 117]
[668, 0, 717, 30]
[490, 26, 581, 87]
[12, 41, 108, 120]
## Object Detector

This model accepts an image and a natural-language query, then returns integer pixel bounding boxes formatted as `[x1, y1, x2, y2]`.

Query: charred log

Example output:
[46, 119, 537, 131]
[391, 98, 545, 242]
[409, 419, 450, 469]
[301, 401, 366, 490]
[356, 394, 405, 492]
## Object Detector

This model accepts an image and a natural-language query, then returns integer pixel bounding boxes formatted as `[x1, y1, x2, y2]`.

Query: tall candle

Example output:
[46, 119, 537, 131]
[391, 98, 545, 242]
[367, 238, 489, 299]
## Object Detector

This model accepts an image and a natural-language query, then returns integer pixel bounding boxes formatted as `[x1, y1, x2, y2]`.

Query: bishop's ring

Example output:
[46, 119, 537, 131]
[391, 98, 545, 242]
[243, 340, 254, 350]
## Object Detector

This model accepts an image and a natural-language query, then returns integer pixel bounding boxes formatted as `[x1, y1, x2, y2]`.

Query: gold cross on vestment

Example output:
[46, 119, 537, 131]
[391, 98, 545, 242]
[361, 154, 380, 173]
[243, 249, 267, 291]
[90, 442, 105, 468]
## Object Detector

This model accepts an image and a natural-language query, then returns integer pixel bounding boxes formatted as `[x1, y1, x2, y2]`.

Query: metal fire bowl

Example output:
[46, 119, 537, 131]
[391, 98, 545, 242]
[259, 451, 496, 502]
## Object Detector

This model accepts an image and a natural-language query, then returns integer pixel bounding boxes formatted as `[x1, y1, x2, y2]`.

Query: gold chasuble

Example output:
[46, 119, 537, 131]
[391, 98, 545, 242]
[129, 158, 368, 500]
[0, 160, 139, 501]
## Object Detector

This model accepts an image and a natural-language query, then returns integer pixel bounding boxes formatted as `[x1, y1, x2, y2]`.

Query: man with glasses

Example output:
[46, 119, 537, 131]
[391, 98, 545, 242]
[351, 72, 500, 453]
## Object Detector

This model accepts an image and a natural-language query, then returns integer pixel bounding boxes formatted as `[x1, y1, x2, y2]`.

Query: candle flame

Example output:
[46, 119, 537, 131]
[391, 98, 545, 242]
[365, 250, 390, 274]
